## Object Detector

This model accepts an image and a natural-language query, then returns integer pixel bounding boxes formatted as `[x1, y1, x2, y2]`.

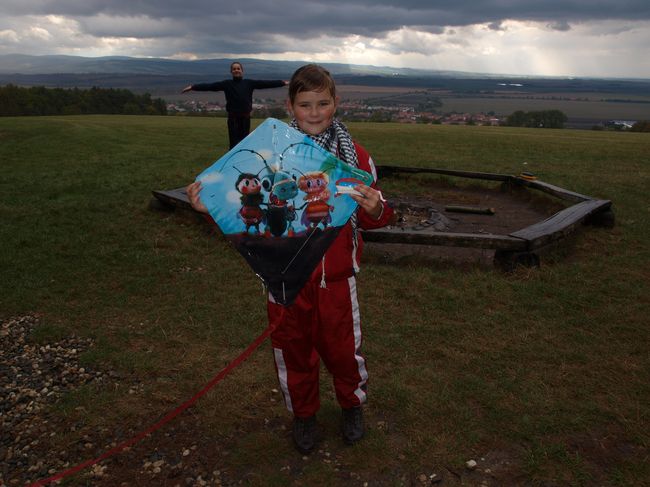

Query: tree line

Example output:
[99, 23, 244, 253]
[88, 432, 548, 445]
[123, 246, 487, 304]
[505, 109, 568, 129]
[0, 85, 167, 116]
[630, 121, 650, 132]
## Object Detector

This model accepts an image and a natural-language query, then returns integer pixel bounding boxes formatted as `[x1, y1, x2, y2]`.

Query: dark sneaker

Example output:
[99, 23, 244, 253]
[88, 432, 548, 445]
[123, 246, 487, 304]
[341, 407, 364, 445]
[292, 415, 317, 454]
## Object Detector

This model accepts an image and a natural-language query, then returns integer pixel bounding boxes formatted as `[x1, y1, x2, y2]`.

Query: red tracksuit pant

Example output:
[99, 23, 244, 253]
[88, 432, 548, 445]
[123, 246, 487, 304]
[268, 276, 368, 418]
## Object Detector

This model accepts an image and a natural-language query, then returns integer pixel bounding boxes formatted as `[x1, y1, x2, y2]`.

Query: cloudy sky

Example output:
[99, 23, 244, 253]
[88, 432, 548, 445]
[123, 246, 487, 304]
[1, 0, 649, 78]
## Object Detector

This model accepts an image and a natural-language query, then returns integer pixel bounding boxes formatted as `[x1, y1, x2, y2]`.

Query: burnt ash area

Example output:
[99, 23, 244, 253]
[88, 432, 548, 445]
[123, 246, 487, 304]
[388, 183, 566, 235]
[364, 181, 568, 266]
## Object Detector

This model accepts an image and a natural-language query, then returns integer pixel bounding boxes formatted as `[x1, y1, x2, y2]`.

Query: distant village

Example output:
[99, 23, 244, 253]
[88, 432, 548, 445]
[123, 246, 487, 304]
[166, 98, 503, 126]
[338, 100, 502, 125]
[166, 97, 644, 130]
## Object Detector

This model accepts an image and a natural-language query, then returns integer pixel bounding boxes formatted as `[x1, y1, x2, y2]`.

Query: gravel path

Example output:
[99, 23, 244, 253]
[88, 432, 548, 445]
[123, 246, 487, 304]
[1, 315, 106, 485]
[0, 315, 251, 486]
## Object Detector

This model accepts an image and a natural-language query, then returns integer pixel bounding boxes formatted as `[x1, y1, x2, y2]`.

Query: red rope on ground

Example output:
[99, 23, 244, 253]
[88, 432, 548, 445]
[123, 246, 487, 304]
[29, 323, 274, 487]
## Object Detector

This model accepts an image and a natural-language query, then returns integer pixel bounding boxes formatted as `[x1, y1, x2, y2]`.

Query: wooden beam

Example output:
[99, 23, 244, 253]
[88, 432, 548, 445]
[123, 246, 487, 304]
[376, 165, 511, 182]
[510, 199, 612, 249]
[361, 227, 527, 251]
[445, 205, 495, 215]
[376, 165, 595, 205]
[511, 178, 592, 203]
[152, 188, 192, 209]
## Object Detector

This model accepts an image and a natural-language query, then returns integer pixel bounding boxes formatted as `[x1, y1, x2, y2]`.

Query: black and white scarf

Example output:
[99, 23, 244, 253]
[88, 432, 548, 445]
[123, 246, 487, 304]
[290, 118, 361, 274]
[290, 118, 359, 169]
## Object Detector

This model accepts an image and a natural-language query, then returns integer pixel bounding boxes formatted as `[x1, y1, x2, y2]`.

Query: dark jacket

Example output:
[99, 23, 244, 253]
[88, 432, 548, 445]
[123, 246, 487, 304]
[191, 78, 285, 114]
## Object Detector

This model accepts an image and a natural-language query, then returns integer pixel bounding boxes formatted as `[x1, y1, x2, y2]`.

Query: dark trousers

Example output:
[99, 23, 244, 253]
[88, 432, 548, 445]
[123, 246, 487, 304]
[227, 114, 251, 149]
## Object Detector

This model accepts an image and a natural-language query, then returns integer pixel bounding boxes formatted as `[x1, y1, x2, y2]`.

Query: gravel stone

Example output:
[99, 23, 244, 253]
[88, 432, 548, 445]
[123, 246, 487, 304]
[0, 315, 105, 486]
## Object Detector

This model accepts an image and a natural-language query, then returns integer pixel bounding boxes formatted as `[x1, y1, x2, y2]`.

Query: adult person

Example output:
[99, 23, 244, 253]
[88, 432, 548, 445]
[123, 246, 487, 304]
[182, 61, 288, 149]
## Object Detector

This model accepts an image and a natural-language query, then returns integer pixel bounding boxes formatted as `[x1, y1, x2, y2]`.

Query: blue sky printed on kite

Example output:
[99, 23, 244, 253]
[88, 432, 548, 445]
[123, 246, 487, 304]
[194, 118, 373, 305]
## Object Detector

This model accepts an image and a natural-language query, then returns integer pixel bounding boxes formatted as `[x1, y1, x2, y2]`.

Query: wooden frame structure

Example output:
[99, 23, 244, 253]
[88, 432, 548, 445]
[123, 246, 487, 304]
[151, 165, 614, 270]
[369, 165, 614, 269]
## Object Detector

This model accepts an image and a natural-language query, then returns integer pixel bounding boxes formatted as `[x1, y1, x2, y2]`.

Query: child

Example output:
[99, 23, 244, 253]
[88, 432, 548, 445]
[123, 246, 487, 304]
[187, 64, 393, 454]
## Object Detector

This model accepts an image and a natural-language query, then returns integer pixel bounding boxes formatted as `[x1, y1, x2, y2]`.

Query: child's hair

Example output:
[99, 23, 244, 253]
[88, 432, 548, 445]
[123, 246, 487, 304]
[230, 61, 242, 70]
[288, 64, 336, 104]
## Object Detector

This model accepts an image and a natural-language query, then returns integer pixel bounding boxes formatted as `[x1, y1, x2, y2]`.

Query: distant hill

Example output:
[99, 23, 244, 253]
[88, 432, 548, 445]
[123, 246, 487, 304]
[0, 53, 480, 78]
[1, 54, 649, 99]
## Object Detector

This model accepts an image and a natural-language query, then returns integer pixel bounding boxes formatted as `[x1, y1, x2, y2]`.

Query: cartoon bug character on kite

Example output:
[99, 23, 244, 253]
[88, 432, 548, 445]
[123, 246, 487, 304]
[234, 170, 265, 234]
[297, 171, 334, 230]
[260, 166, 299, 237]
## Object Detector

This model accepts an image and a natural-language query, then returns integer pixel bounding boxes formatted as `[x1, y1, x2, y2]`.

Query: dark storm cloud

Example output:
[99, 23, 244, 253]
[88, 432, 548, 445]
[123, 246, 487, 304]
[3, 0, 649, 49]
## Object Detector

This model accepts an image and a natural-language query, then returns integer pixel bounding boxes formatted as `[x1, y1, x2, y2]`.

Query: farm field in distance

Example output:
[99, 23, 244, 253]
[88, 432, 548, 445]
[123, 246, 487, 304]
[436, 93, 650, 121]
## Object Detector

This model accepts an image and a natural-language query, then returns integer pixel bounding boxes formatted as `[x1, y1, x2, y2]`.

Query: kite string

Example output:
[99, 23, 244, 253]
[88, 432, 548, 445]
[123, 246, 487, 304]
[28, 322, 276, 487]
[280, 216, 328, 275]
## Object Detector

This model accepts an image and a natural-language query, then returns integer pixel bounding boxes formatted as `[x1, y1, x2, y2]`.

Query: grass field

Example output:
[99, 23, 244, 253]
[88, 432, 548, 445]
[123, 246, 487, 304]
[1, 115, 649, 486]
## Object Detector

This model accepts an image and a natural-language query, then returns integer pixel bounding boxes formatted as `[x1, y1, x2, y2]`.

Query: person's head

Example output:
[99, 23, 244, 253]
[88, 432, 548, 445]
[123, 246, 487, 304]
[230, 62, 243, 79]
[287, 64, 338, 135]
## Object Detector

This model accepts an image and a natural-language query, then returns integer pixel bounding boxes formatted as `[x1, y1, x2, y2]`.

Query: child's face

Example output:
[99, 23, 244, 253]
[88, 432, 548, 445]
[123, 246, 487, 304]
[288, 90, 338, 136]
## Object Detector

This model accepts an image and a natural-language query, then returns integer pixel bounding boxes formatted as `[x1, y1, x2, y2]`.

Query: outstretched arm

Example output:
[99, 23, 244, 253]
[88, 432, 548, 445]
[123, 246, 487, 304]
[252, 79, 289, 89]
[181, 84, 193, 93]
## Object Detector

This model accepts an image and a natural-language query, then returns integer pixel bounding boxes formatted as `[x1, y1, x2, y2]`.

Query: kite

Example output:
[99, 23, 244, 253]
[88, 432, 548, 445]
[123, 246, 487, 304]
[194, 118, 373, 306]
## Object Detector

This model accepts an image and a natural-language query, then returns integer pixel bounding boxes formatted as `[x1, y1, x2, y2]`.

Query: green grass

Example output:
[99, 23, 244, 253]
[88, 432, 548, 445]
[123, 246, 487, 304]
[2, 115, 649, 485]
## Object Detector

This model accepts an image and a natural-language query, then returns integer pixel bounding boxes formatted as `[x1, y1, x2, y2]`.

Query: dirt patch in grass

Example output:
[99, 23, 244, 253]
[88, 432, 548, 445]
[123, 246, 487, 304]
[390, 183, 565, 235]
[366, 180, 568, 267]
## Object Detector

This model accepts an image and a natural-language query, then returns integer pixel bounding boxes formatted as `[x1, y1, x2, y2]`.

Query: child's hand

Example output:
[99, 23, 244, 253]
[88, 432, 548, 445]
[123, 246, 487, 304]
[186, 181, 209, 214]
[351, 185, 384, 220]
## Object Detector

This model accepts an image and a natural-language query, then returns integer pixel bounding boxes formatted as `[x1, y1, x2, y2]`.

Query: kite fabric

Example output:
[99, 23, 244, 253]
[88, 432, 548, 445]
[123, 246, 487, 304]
[195, 118, 374, 306]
